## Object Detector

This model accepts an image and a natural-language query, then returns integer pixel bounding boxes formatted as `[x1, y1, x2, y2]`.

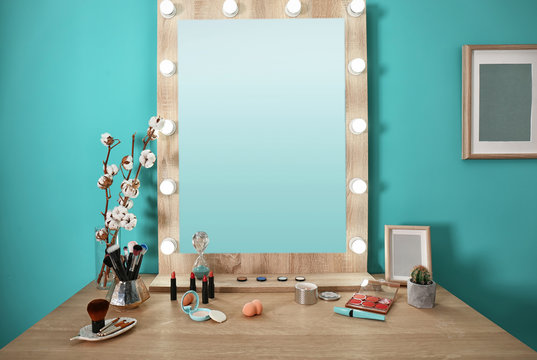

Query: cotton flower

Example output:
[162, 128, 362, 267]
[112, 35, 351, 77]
[95, 228, 108, 241]
[121, 179, 139, 198]
[105, 164, 119, 176]
[118, 198, 133, 210]
[139, 149, 156, 168]
[97, 174, 113, 189]
[148, 116, 163, 130]
[105, 211, 120, 230]
[121, 213, 137, 231]
[121, 155, 133, 170]
[147, 127, 158, 140]
[100, 133, 114, 146]
[111, 205, 128, 222]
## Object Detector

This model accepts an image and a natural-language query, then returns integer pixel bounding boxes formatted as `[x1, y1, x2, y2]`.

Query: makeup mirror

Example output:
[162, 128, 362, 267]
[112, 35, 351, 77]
[155, 0, 369, 280]
[384, 225, 432, 285]
[177, 18, 345, 254]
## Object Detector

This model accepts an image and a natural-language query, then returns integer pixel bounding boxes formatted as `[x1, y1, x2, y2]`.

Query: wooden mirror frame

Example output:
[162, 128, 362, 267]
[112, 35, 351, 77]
[155, 0, 368, 281]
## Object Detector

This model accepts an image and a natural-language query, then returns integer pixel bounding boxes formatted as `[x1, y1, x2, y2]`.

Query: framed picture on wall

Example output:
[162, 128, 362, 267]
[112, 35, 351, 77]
[462, 44, 537, 159]
[385, 225, 431, 285]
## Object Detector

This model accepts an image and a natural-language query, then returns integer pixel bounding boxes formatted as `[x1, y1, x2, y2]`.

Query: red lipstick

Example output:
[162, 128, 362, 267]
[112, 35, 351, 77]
[190, 272, 196, 292]
[170, 271, 177, 301]
[208, 271, 215, 299]
[202, 275, 209, 304]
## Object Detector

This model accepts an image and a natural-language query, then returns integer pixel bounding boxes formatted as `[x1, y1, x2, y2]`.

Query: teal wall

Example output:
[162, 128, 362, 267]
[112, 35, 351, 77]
[0, 0, 157, 349]
[1, 0, 536, 352]
[366, 0, 537, 351]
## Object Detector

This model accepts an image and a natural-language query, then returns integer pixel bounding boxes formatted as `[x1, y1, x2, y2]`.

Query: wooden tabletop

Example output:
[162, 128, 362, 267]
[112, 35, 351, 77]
[1, 274, 535, 359]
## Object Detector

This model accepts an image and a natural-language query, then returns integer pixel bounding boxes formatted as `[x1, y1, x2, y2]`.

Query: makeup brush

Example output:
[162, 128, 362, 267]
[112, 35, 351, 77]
[87, 299, 109, 333]
[103, 255, 116, 278]
[98, 317, 120, 334]
[106, 244, 128, 281]
[132, 244, 148, 280]
[122, 246, 129, 268]
[126, 241, 137, 272]
[127, 245, 142, 280]
[98, 320, 135, 337]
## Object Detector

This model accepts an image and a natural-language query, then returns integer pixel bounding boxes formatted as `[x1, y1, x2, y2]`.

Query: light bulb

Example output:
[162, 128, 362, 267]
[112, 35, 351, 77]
[348, 58, 366, 75]
[349, 178, 367, 194]
[160, 119, 176, 136]
[349, 118, 367, 134]
[160, 238, 177, 255]
[347, 0, 365, 17]
[159, 179, 177, 195]
[349, 237, 367, 254]
[285, 0, 302, 17]
[159, 59, 176, 77]
[222, 0, 239, 17]
[160, 0, 176, 18]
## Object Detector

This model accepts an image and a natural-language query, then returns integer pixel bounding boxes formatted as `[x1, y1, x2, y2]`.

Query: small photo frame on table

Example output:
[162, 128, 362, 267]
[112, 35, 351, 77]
[385, 225, 431, 285]
[462, 44, 537, 159]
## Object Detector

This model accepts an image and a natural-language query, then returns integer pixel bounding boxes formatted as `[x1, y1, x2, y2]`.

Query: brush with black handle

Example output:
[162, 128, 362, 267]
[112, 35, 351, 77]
[132, 244, 148, 280]
[103, 255, 122, 282]
[122, 246, 129, 269]
[106, 244, 128, 281]
[126, 241, 137, 273]
[127, 245, 142, 280]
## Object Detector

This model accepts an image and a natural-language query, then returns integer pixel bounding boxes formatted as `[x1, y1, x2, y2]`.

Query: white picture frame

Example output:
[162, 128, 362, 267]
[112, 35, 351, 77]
[462, 44, 537, 159]
[385, 225, 431, 285]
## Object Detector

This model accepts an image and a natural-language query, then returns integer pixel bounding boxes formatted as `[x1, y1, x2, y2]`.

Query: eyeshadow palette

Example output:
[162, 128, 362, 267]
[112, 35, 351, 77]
[345, 280, 400, 315]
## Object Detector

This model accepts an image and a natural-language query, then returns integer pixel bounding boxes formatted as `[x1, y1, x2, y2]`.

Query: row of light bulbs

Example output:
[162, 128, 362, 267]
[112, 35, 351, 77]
[160, 57, 366, 78]
[158, 0, 368, 256]
[161, 235, 367, 255]
[160, 0, 366, 19]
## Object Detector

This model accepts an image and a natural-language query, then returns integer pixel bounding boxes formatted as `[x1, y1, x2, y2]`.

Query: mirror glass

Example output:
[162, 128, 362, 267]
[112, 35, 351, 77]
[177, 18, 345, 253]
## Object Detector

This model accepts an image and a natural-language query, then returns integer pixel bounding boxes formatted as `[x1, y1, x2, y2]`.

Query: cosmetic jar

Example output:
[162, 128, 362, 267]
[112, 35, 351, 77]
[295, 282, 318, 305]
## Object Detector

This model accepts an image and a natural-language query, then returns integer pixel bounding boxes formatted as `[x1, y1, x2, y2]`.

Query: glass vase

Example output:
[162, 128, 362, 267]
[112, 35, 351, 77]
[94, 227, 119, 289]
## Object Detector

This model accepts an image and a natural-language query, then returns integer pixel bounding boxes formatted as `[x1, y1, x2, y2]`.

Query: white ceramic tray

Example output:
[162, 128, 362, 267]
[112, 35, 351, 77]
[70, 317, 137, 341]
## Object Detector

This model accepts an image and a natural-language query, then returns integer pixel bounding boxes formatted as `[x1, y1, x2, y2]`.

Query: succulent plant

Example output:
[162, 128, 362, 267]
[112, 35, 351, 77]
[410, 265, 432, 285]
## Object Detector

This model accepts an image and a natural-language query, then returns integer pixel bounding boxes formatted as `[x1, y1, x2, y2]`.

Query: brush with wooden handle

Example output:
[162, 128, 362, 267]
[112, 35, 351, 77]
[97, 317, 121, 334]
[98, 320, 135, 337]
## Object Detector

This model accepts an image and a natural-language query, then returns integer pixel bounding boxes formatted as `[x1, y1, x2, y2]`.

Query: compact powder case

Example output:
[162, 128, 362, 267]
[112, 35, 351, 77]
[180, 290, 226, 322]
[180, 291, 211, 321]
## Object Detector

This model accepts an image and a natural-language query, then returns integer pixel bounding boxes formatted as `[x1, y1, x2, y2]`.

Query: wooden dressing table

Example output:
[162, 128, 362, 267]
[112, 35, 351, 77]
[1, 274, 535, 359]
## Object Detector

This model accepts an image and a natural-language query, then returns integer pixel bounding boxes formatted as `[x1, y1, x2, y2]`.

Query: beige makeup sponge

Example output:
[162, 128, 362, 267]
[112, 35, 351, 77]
[242, 299, 263, 317]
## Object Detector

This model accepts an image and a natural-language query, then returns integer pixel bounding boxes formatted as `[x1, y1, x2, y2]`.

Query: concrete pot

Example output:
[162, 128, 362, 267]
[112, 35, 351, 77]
[407, 280, 436, 308]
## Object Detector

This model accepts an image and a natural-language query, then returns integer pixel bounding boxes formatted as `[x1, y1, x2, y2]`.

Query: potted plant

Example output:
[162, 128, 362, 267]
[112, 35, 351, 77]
[407, 265, 436, 308]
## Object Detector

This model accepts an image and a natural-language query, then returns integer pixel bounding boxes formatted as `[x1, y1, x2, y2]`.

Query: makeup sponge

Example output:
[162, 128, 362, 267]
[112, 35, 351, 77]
[252, 299, 263, 315]
[242, 302, 257, 317]
[182, 292, 195, 306]
[242, 299, 263, 317]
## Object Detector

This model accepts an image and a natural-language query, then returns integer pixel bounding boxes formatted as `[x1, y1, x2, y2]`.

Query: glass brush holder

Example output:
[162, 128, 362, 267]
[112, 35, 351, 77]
[192, 231, 210, 280]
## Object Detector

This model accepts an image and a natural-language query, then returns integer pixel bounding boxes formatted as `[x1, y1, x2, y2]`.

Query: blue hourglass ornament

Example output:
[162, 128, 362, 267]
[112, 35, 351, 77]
[192, 231, 210, 280]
